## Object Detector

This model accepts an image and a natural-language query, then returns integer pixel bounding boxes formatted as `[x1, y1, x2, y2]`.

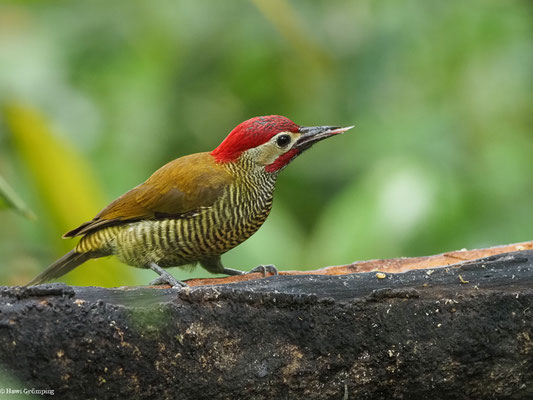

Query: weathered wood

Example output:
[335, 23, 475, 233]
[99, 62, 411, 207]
[1, 248, 533, 399]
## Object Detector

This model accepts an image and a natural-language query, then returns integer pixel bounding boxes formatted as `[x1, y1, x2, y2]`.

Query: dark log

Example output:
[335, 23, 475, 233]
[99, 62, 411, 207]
[1, 247, 533, 399]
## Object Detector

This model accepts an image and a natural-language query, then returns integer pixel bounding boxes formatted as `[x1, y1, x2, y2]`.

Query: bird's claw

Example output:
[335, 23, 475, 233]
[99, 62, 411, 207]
[149, 274, 188, 289]
[247, 264, 278, 277]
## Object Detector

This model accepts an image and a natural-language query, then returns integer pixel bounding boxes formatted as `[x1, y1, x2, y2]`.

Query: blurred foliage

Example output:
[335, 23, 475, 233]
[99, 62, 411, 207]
[0, 0, 532, 286]
[0, 174, 35, 219]
[3, 104, 133, 286]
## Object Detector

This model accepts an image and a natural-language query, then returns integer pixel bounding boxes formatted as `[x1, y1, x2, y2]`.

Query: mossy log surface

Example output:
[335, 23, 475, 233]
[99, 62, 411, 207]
[1, 244, 533, 399]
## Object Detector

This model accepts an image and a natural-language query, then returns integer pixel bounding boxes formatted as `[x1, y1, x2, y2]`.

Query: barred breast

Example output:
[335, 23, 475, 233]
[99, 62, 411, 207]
[76, 163, 276, 269]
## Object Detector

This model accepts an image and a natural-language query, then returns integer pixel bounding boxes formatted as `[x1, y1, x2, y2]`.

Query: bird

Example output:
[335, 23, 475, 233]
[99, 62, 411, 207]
[27, 115, 353, 287]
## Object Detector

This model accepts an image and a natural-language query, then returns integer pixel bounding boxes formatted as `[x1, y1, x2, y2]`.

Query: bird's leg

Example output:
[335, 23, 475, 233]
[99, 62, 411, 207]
[200, 256, 277, 277]
[148, 262, 188, 288]
[200, 256, 243, 275]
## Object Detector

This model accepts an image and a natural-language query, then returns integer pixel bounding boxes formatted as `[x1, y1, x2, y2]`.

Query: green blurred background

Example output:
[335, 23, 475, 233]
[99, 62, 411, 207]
[0, 0, 532, 287]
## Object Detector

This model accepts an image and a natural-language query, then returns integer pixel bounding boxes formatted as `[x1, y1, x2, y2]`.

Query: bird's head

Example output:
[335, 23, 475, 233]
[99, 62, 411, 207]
[211, 115, 353, 173]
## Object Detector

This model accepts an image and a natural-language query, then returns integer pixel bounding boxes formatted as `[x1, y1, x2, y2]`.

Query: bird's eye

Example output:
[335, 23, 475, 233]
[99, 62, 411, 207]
[276, 134, 291, 148]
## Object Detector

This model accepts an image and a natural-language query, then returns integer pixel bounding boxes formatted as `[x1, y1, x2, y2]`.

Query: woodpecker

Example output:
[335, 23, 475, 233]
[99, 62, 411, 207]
[28, 115, 353, 287]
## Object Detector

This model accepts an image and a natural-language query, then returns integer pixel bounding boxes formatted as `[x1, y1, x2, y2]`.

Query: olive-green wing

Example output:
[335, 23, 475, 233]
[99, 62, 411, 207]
[64, 153, 233, 238]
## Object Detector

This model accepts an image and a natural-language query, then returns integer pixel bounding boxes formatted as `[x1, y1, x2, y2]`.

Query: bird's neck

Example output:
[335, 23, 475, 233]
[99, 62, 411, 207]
[222, 155, 278, 198]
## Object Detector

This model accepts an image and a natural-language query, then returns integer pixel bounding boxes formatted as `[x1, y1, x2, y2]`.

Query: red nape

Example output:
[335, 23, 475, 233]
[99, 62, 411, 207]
[211, 115, 299, 162]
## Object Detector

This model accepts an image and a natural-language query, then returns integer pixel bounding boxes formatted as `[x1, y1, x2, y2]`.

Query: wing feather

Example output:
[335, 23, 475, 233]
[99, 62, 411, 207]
[64, 152, 232, 237]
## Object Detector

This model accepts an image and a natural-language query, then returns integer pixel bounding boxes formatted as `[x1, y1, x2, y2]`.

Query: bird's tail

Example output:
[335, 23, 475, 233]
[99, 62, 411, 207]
[26, 250, 94, 286]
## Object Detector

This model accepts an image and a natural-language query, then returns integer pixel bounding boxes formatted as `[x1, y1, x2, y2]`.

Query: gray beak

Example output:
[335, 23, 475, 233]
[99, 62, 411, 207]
[296, 125, 355, 151]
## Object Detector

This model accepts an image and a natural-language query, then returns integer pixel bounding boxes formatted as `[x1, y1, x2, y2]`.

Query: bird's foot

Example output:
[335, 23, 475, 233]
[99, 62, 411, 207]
[148, 262, 188, 289]
[247, 264, 278, 276]
[221, 265, 278, 277]
[148, 275, 188, 288]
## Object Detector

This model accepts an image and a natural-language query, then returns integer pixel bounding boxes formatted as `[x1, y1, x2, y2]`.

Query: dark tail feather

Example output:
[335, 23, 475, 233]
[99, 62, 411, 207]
[26, 250, 93, 286]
